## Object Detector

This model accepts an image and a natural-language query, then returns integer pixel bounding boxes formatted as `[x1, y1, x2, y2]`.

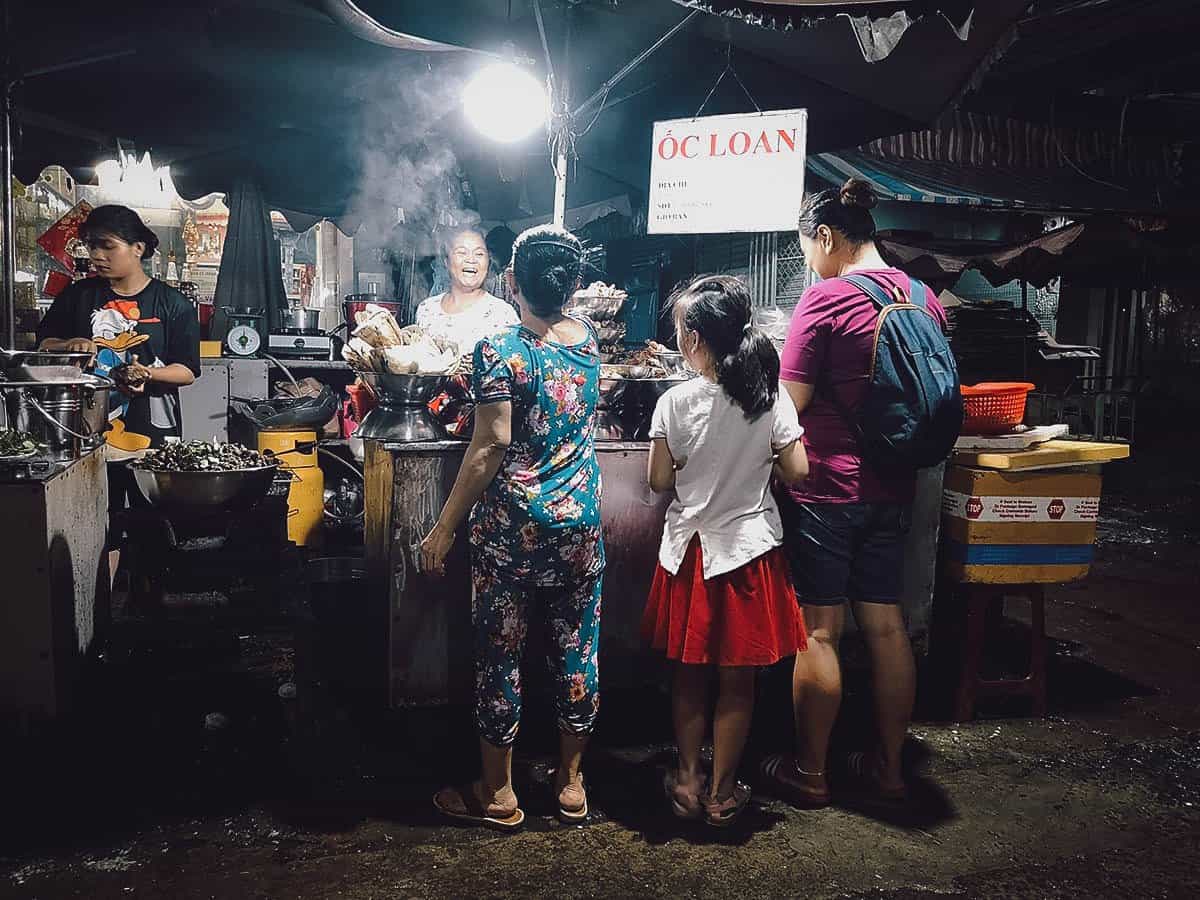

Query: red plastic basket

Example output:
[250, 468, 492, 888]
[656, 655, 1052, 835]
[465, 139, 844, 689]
[960, 382, 1036, 435]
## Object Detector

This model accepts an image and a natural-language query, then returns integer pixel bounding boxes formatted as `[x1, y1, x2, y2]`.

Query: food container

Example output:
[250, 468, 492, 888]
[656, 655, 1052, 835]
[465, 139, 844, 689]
[1, 349, 92, 374]
[0, 372, 113, 459]
[279, 306, 322, 333]
[129, 464, 279, 510]
[652, 351, 687, 377]
[355, 372, 449, 443]
[596, 375, 687, 440]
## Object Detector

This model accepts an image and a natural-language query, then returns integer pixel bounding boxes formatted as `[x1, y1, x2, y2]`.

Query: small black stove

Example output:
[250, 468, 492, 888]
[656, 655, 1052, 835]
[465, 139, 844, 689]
[114, 494, 299, 613]
[267, 329, 335, 360]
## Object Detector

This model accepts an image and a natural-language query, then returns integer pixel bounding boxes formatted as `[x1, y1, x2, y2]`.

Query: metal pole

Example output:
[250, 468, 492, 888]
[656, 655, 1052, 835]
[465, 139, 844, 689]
[2, 80, 15, 349]
[553, 142, 568, 228]
[549, 1, 571, 230]
[571, 9, 699, 120]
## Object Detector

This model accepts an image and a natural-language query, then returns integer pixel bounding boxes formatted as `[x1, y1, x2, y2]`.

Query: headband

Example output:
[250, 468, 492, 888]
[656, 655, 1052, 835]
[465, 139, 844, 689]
[519, 238, 583, 259]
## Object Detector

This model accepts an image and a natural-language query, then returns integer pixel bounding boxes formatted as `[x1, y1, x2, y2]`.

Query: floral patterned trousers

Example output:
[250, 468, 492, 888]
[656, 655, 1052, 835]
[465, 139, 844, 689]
[472, 569, 603, 747]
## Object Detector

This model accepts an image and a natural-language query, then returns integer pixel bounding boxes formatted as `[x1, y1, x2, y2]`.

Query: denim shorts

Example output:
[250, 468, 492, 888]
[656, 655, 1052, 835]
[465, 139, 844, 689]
[781, 501, 912, 606]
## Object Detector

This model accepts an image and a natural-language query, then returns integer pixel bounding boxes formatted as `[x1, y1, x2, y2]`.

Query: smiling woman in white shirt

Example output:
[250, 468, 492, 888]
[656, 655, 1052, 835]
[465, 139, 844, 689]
[642, 274, 809, 828]
[414, 226, 518, 356]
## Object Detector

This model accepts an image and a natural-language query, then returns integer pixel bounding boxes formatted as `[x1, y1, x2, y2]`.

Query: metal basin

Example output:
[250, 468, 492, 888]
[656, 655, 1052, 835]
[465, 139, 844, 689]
[129, 463, 279, 510]
[652, 351, 687, 376]
[1, 350, 93, 373]
[359, 371, 448, 406]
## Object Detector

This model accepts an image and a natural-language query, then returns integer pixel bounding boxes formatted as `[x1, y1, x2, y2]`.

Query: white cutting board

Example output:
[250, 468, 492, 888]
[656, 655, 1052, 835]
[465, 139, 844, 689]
[954, 423, 1070, 451]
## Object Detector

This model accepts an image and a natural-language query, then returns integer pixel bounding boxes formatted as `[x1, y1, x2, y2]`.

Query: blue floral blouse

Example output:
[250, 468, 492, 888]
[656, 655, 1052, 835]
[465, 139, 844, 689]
[469, 321, 606, 587]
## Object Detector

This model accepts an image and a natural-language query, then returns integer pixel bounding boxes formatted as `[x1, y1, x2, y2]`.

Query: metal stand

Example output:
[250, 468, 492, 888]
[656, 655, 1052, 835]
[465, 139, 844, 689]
[2, 79, 15, 349]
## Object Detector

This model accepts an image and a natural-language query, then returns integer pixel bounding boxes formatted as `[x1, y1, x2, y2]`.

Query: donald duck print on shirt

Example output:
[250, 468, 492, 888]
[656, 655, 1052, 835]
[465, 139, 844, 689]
[36, 278, 201, 450]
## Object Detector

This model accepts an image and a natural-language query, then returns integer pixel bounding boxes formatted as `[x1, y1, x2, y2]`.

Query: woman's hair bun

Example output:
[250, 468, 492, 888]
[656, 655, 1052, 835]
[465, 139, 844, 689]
[839, 178, 877, 210]
[81, 204, 160, 259]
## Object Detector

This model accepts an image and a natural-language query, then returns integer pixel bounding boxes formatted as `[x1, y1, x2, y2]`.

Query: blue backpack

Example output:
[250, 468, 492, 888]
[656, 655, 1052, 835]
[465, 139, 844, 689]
[824, 273, 962, 471]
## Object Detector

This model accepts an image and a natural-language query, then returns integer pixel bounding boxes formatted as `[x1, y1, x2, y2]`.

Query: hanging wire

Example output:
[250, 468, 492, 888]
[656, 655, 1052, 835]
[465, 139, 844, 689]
[694, 43, 761, 120]
[1050, 96, 1128, 192]
[576, 86, 610, 137]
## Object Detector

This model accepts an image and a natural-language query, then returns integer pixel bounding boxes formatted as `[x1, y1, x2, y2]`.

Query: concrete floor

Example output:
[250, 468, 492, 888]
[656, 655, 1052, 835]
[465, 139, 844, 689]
[2, 448, 1198, 900]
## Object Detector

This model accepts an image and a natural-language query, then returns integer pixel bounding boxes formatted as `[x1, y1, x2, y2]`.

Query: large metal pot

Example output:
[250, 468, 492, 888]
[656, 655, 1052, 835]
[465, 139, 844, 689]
[1, 349, 93, 374]
[279, 306, 322, 333]
[128, 463, 279, 510]
[1, 372, 113, 459]
[355, 372, 449, 443]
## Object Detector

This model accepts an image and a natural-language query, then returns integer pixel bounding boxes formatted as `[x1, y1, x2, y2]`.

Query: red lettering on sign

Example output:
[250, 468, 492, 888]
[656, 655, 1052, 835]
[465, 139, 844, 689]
[776, 129, 796, 153]
[729, 131, 751, 155]
[657, 132, 679, 160]
[709, 133, 726, 157]
[681, 135, 700, 159]
[753, 132, 773, 154]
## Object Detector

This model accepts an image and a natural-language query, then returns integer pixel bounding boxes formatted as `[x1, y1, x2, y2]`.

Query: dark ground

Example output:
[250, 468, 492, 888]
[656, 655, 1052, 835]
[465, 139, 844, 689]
[2, 443, 1198, 900]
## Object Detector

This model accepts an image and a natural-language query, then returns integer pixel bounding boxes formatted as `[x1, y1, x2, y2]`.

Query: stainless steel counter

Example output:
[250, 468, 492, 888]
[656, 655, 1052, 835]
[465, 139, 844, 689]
[365, 440, 943, 707]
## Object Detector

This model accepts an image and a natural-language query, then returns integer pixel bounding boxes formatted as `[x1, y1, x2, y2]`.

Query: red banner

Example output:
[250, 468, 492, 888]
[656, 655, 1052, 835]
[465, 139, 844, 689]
[36, 200, 93, 272]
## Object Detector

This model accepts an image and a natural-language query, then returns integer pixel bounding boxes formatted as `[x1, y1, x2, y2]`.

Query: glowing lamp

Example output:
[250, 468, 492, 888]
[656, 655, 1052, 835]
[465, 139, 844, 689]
[463, 62, 548, 144]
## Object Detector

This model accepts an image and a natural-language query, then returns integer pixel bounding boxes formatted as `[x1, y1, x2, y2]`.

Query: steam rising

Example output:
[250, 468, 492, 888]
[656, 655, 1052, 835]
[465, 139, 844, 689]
[345, 65, 482, 310]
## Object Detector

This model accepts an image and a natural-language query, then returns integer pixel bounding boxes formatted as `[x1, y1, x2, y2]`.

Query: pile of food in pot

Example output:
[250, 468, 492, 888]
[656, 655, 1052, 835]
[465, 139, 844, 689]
[341, 304, 459, 375]
[0, 429, 40, 457]
[600, 341, 689, 380]
[133, 440, 273, 472]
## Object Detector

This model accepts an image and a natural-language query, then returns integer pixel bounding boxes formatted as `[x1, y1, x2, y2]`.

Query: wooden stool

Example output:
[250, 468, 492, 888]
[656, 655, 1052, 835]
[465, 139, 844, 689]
[951, 583, 1048, 721]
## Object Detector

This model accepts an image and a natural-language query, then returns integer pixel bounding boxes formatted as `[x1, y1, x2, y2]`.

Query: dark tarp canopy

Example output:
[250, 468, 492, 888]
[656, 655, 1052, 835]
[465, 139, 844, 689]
[6, 0, 1027, 225]
[879, 217, 1200, 290]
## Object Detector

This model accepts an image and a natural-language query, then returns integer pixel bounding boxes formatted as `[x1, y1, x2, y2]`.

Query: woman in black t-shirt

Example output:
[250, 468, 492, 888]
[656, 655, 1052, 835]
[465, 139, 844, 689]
[38, 205, 200, 451]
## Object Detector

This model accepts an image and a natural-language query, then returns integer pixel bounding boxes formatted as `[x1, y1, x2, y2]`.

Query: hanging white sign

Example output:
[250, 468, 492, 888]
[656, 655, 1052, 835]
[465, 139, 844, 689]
[648, 108, 807, 235]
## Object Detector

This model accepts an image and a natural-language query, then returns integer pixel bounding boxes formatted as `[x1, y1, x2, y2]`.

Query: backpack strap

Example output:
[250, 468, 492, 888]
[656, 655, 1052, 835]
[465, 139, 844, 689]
[815, 273, 906, 450]
[843, 271, 932, 311]
[906, 276, 931, 310]
[842, 272, 906, 308]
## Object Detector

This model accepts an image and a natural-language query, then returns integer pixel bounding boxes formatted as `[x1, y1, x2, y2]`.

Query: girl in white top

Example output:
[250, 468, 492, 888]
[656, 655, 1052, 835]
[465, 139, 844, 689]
[644, 274, 810, 827]
[414, 227, 518, 356]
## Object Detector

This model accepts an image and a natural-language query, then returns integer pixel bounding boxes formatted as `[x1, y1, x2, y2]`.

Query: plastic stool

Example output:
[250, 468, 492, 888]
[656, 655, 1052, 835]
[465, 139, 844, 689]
[952, 583, 1048, 721]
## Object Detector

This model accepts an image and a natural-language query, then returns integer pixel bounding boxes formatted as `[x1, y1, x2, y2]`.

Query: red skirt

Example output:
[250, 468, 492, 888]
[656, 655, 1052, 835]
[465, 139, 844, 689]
[641, 537, 808, 666]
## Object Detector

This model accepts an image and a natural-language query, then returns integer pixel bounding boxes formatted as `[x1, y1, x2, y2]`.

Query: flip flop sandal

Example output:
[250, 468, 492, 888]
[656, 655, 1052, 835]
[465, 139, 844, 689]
[704, 781, 751, 828]
[842, 752, 908, 806]
[758, 753, 832, 809]
[433, 783, 525, 832]
[557, 776, 589, 823]
[663, 770, 704, 821]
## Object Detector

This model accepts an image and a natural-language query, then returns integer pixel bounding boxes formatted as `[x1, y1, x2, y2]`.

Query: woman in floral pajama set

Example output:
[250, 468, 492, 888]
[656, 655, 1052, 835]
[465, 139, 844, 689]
[421, 225, 603, 831]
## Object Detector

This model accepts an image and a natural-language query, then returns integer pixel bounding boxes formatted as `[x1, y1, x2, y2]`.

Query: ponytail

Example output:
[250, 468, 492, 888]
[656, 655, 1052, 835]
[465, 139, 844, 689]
[670, 275, 779, 419]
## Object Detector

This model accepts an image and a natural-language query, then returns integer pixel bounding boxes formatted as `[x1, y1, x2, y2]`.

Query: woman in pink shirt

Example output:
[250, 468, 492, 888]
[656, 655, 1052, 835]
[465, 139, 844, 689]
[762, 179, 946, 809]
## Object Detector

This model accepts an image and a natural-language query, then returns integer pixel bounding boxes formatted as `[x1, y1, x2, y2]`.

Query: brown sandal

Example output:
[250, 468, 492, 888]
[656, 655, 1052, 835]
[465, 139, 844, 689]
[433, 782, 525, 832]
[556, 775, 588, 823]
[759, 753, 832, 808]
[704, 782, 751, 827]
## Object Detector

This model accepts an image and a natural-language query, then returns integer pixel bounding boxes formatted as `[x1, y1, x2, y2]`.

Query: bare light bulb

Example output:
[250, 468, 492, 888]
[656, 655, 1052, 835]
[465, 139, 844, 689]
[463, 62, 548, 144]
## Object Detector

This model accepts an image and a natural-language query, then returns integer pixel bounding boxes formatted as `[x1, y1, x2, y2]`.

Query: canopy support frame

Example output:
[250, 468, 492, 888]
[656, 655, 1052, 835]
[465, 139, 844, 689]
[540, 6, 700, 228]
